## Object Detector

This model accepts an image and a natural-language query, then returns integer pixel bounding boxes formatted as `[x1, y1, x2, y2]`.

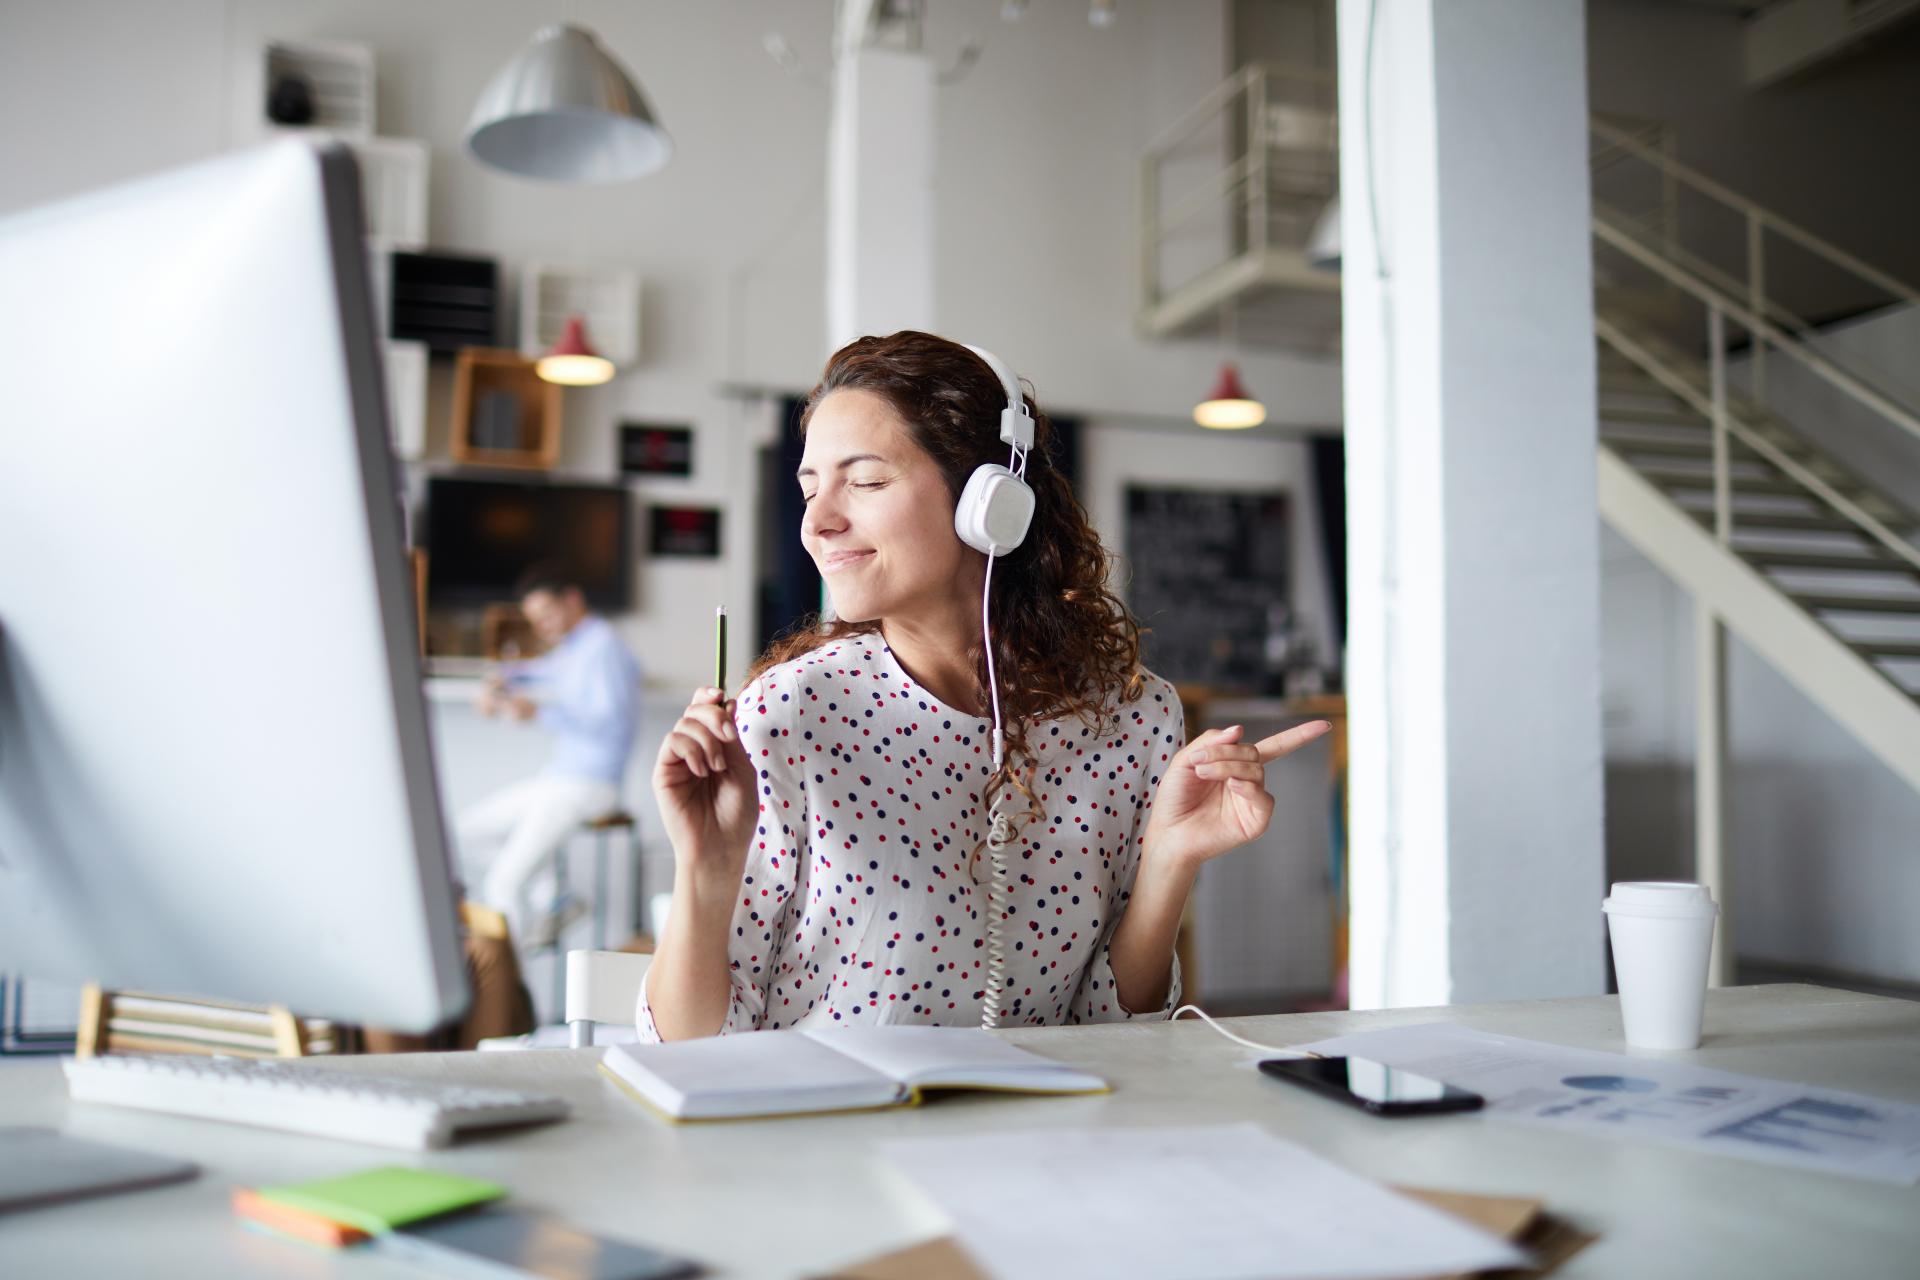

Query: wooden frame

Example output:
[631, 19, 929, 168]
[450, 348, 563, 470]
[76, 984, 330, 1059]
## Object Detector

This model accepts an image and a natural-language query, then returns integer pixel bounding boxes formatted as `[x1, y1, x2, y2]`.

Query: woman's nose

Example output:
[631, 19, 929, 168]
[802, 486, 845, 539]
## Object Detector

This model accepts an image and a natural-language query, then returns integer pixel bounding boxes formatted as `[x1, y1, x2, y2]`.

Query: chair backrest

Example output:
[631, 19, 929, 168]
[563, 950, 652, 1047]
[76, 984, 337, 1058]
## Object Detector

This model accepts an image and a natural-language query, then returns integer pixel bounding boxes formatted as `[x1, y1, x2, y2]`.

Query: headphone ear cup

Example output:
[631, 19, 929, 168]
[954, 464, 1036, 556]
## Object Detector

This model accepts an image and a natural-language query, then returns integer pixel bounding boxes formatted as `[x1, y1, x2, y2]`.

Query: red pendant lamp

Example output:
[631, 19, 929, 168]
[536, 314, 615, 386]
[1193, 362, 1266, 429]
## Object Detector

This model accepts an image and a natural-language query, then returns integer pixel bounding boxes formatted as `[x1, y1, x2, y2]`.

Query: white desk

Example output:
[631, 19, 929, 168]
[3, 984, 1915, 1278]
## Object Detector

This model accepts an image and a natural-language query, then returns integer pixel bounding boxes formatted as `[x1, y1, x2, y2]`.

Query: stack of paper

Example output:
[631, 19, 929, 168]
[879, 1124, 1531, 1280]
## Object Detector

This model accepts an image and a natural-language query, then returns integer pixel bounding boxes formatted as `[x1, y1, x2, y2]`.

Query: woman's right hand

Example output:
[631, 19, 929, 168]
[652, 687, 756, 889]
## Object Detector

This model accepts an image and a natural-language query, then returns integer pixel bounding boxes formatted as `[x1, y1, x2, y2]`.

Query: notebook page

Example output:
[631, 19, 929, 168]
[802, 1025, 1107, 1093]
[603, 1029, 903, 1119]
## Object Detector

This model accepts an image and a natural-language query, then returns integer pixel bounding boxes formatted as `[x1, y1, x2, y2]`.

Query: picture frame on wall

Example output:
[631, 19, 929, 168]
[620, 422, 694, 478]
[649, 506, 722, 558]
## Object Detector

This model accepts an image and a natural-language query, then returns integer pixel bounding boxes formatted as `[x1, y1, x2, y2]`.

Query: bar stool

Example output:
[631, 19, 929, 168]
[543, 810, 639, 1016]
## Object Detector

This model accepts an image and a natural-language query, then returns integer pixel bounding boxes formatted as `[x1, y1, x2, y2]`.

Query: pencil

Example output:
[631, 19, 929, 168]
[714, 605, 728, 693]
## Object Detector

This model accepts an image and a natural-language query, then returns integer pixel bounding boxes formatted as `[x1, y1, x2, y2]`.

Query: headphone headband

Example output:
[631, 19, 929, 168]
[963, 344, 1036, 450]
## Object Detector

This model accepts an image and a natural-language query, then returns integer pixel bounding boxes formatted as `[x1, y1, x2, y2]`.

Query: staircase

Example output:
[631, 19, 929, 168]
[1588, 120, 1920, 805]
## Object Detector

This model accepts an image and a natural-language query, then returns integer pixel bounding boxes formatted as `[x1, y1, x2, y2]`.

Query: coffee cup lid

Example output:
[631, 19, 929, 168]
[1603, 880, 1719, 917]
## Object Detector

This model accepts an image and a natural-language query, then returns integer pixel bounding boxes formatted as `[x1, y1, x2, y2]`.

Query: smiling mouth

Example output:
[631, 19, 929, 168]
[820, 550, 876, 572]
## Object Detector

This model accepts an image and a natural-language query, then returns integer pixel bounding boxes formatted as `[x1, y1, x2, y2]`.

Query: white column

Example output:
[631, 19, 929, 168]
[1340, 0, 1606, 1009]
[826, 27, 935, 352]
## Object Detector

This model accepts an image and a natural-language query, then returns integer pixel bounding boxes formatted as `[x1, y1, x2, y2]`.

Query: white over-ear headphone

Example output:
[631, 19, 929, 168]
[953, 344, 1035, 1033]
[953, 345, 1036, 557]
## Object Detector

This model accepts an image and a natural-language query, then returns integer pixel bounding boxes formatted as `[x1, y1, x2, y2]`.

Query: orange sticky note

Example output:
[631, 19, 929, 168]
[231, 1186, 370, 1249]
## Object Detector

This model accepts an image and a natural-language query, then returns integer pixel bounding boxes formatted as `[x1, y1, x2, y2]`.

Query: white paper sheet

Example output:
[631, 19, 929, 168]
[880, 1123, 1529, 1280]
[1297, 1022, 1920, 1184]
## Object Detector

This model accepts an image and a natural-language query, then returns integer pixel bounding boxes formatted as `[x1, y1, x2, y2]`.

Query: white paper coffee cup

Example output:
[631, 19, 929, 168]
[1603, 881, 1718, 1051]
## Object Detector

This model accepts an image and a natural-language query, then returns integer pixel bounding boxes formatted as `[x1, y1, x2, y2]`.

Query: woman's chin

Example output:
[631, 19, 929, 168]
[824, 591, 880, 624]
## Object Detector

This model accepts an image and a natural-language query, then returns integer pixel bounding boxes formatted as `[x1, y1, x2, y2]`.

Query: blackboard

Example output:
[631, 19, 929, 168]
[1124, 486, 1289, 691]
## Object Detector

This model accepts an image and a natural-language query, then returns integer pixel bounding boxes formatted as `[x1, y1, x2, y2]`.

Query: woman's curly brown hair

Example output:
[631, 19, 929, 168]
[747, 330, 1145, 812]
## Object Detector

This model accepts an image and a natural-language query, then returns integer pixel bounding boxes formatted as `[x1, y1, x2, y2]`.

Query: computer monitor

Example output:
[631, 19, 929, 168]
[0, 143, 468, 1031]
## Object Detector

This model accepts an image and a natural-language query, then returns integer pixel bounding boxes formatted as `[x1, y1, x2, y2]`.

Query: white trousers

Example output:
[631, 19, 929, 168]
[457, 774, 620, 938]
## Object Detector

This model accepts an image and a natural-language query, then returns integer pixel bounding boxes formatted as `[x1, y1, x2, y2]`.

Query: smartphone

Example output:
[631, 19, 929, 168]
[1258, 1055, 1485, 1116]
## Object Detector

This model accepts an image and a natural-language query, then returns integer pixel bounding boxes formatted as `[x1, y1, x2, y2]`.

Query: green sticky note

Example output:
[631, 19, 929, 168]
[257, 1166, 506, 1236]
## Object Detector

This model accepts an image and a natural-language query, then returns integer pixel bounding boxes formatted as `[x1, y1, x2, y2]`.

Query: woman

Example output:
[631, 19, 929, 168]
[639, 331, 1328, 1040]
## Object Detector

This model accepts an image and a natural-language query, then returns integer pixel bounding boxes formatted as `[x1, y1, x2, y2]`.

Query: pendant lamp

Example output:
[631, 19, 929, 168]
[466, 24, 672, 184]
[536, 315, 615, 386]
[1193, 363, 1266, 429]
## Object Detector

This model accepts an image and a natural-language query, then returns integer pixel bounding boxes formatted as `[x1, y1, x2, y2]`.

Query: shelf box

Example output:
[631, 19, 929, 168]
[261, 38, 376, 137]
[449, 348, 563, 471]
[350, 136, 429, 249]
[519, 263, 641, 369]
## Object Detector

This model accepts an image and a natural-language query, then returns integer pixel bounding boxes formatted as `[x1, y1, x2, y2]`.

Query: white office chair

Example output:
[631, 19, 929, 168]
[564, 950, 652, 1048]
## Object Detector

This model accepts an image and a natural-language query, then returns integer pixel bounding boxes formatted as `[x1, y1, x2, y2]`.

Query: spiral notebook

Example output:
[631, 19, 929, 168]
[599, 1025, 1108, 1122]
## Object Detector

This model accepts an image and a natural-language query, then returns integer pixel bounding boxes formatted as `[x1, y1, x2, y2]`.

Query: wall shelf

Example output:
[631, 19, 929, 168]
[449, 348, 563, 471]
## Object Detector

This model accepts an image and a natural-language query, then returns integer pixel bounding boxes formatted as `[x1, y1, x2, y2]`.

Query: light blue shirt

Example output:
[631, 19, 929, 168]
[505, 616, 640, 785]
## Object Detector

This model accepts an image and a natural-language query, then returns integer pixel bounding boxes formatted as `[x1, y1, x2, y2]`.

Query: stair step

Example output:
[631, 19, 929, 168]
[1598, 406, 1705, 426]
[1789, 592, 1920, 616]
[1854, 641, 1920, 659]
[1599, 414, 1811, 456]
[1690, 510, 1866, 534]
[1640, 469, 1810, 498]
[1600, 435, 1722, 458]
[1598, 376, 1688, 397]
[1743, 549, 1920, 574]
[1600, 434, 1806, 468]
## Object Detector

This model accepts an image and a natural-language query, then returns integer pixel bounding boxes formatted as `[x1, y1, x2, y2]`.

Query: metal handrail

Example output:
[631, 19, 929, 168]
[1594, 203, 1920, 416]
[1596, 315, 1920, 577]
[1589, 118, 1920, 309]
[1594, 218, 1920, 448]
[1138, 61, 1338, 322]
[1142, 60, 1332, 159]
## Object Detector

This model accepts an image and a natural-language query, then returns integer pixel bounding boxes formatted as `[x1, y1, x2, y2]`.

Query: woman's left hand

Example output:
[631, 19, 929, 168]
[1141, 721, 1333, 873]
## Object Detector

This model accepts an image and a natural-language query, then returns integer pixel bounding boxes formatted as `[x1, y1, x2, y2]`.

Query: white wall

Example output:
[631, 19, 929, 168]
[0, 0, 1340, 694]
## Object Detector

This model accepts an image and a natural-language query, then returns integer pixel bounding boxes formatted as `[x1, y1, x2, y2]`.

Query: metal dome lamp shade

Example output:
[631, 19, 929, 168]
[536, 315, 616, 386]
[466, 24, 672, 184]
[1193, 362, 1266, 429]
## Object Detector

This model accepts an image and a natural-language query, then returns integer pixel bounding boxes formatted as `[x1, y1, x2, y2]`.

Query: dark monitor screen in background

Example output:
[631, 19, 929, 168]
[425, 476, 633, 611]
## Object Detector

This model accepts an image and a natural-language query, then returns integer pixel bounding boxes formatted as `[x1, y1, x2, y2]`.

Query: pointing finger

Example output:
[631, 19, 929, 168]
[1253, 719, 1333, 763]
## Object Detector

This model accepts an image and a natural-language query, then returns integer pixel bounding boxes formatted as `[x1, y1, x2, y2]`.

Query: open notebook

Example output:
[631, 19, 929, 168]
[599, 1026, 1109, 1122]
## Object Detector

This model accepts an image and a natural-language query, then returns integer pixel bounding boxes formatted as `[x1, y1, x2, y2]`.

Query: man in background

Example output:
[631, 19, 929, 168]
[459, 565, 640, 945]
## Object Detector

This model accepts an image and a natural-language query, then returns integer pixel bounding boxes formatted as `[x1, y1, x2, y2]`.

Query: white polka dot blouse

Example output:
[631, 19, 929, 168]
[636, 635, 1188, 1038]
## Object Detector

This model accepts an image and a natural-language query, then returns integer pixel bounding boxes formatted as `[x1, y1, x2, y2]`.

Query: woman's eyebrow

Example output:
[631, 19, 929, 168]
[795, 453, 890, 480]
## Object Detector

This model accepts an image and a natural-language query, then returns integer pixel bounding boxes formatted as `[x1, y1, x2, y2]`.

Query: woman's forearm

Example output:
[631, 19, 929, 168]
[1106, 849, 1195, 1014]
[641, 868, 739, 1040]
